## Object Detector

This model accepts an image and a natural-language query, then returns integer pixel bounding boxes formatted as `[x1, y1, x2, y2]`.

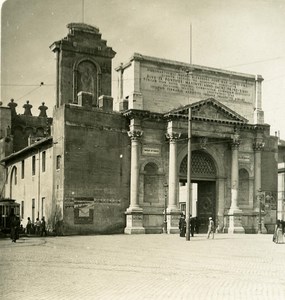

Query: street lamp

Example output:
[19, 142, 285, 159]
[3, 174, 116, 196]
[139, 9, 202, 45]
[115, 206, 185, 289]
[163, 183, 168, 233]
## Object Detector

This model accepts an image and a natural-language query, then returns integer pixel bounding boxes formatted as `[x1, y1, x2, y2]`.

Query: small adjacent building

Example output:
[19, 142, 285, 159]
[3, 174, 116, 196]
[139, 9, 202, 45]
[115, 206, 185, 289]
[0, 23, 278, 235]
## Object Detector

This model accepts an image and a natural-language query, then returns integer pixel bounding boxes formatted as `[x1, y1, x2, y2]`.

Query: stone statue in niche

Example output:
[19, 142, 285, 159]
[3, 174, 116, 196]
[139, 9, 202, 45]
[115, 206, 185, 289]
[77, 61, 97, 105]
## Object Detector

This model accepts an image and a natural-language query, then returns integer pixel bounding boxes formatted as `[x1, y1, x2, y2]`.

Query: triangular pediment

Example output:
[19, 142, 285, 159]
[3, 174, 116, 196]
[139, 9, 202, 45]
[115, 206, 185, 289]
[165, 98, 248, 124]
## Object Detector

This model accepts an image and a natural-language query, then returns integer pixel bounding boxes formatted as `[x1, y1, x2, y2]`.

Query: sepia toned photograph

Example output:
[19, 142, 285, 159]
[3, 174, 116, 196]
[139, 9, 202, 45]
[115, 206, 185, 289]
[1, 0, 285, 299]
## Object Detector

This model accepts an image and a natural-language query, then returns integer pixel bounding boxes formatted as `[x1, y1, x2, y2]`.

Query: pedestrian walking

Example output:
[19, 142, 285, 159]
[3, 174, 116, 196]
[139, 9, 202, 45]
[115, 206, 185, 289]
[35, 218, 41, 235]
[273, 219, 283, 244]
[195, 217, 200, 234]
[207, 217, 215, 239]
[190, 216, 195, 237]
[26, 217, 32, 234]
[40, 217, 47, 237]
[179, 213, 186, 237]
[281, 220, 285, 235]
[9, 211, 20, 243]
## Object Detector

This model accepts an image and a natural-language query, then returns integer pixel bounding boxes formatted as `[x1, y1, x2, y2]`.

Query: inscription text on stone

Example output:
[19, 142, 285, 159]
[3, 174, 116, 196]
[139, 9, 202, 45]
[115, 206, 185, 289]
[142, 67, 254, 103]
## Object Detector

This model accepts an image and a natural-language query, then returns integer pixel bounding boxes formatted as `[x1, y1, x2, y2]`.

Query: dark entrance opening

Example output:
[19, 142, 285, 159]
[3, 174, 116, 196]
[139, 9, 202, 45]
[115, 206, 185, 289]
[179, 180, 216, 233]
[179, 150, 217, 233]
[196, 181, 216, 233]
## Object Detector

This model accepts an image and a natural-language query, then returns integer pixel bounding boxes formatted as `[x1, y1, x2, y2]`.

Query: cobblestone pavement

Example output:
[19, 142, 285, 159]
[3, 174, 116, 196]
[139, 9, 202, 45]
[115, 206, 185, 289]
[0, 233, 285, 300]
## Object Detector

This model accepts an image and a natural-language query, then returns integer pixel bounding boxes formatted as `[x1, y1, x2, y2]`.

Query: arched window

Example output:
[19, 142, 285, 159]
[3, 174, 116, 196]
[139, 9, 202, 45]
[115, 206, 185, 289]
[10, 166, 17, 198]
[238, 168, 249, 206]
[180, 150, 216, 179]
[144, 163, 159, 203]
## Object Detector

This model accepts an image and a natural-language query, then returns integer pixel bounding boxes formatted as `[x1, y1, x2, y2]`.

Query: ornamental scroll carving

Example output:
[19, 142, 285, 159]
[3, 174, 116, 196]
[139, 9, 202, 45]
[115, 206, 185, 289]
[231, 131, 241, 150]
[165, 132, 181, 142]
[128, 130, 143, 140]
[253, 140, 265, 151]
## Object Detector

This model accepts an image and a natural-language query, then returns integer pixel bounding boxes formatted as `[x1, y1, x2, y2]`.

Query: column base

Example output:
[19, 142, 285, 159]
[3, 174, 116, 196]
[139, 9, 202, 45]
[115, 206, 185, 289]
[227, 213, 245, 234]
[166, 208, 180, 234]
[124, 207, 145, 234]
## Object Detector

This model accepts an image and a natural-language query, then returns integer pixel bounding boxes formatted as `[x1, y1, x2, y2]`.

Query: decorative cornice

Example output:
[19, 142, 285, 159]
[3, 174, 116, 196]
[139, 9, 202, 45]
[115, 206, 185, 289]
[123, 109, 163, 120]
[122, 109, 269, 133]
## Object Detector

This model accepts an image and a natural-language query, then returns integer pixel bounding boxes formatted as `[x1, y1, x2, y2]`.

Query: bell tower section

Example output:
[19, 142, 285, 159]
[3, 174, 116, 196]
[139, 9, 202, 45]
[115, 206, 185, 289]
[50, 23, 116, 108]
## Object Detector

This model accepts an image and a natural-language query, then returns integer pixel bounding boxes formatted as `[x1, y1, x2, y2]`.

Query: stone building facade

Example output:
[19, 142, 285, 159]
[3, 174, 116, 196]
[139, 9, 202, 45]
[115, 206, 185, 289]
[0, 23, 278, 234]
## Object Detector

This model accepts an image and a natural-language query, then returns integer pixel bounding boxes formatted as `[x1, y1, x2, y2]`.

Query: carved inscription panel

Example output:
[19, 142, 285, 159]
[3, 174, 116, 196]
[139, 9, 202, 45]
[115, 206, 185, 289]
[141, 66, 255, 104]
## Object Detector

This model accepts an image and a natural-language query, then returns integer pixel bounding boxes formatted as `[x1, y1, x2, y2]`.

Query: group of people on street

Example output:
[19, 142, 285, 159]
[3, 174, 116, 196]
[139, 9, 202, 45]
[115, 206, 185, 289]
[273, 219, 285, 244]
[178, 213, 202, 238]
[9, 214, 47, 242]
[25, 216, 47, 236]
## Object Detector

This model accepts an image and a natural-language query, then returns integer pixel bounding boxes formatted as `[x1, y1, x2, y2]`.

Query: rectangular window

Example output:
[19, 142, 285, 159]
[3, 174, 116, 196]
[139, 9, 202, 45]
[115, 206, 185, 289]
[32, 155, 36, 175]
[42, 151, 46, 172]
[21, 160, 25, 179]
[32, 199, 35, 223]
[21, 201, 24, 219]
[41, 197, 45, 218]
[56, 155, 61, 170]
[14, 167, 17, 185]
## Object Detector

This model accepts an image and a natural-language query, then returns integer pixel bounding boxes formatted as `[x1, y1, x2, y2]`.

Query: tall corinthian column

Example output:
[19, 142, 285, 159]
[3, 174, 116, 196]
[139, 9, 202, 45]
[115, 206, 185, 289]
[128, 130, 142, 210]
[229, 137, 240, 213]
[124, 129, 145, 234]
[253, 139, 266, 233]
[228, 130, 245, 234]
[165, 131, 181, 234]
[168, 133, 180, 210]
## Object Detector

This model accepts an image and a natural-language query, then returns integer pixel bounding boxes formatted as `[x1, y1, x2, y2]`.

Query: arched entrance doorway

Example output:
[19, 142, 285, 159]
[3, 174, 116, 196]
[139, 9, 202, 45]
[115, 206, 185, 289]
[179, 150, 217, 233]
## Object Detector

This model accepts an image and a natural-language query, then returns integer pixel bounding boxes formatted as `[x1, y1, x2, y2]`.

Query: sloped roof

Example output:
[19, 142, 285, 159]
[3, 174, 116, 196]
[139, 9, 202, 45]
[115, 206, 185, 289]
[164, 98, 248, 124]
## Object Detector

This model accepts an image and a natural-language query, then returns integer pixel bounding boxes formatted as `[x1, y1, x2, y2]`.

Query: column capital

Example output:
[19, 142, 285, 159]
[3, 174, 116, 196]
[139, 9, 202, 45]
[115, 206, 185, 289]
[128, 130, 143, 140]
[253, 140, 265, 151]
[231, 133, 241, 150]
[166, 132, 181, 142]
[255, 74, 264, 83]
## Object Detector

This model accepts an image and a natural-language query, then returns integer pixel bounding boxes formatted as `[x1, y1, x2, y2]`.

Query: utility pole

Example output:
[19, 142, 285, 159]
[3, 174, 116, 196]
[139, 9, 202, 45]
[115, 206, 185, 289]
[186, 107, 192, 241]
[185, 23, 193, 241]
[257, 189, 263, 234]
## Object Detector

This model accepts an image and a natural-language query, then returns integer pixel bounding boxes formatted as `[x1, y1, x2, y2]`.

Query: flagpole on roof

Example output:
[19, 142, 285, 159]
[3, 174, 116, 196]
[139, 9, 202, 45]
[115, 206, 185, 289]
[190, 23, 192, 65]
[82, 0, 85, 23]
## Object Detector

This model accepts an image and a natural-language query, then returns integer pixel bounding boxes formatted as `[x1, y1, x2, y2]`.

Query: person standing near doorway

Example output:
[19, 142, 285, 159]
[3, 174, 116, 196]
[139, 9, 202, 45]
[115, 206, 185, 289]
[35, 218, 41, 235]
[190, 216, 195, 237]
[179, 213, 186, 237]
[26, 217, 32, 235]
[40, 217, 47, 237]
[207, 217, 215, 239]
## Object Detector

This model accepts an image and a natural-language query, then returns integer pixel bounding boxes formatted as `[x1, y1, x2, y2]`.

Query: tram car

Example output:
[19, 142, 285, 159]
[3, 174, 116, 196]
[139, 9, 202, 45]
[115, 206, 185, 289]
[0, 198, 20, 234]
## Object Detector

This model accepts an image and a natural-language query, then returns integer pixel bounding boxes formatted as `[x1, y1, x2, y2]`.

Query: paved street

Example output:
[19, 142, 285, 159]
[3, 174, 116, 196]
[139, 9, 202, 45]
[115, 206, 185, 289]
[0, 233, 285, 300]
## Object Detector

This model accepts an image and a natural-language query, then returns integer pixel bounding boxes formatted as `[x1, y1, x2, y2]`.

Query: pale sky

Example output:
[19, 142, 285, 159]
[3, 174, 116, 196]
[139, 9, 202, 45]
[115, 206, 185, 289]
[1, 0, 285, 138]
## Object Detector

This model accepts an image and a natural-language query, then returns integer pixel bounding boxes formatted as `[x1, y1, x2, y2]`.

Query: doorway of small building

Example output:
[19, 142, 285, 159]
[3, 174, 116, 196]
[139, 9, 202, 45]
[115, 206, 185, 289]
[179, 180, 216, 233]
